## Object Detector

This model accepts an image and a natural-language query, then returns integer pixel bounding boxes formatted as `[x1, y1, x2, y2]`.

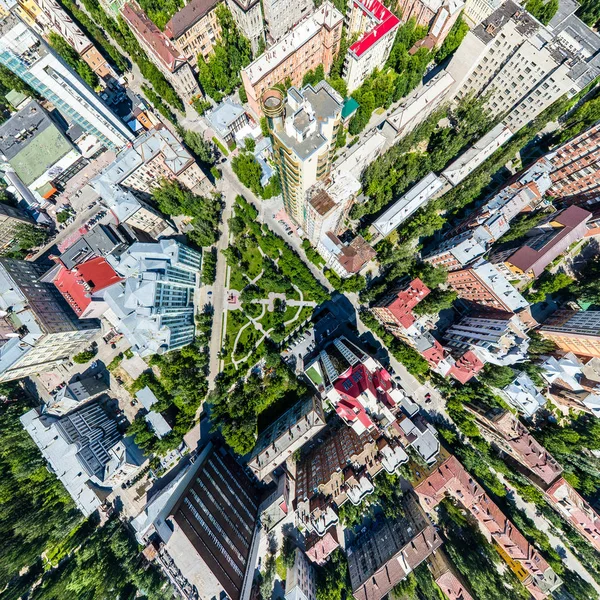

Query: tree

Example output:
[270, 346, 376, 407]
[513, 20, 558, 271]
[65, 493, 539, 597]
[232, 151, 264, 196]
[577, 0, 600, 27]
[571, 255, 600, 304]
[435, 15, 469, 63]
[413, 288, 457, 315]
[479, 363, 515, 389]
[48, 33, 99, 89]
[72, 348, 97, 363]
[244, 136, 256, 152]
[178, 127, 216, 166]
[238, 83, 248, 103]
[201, 249, 217, 284]
[525, 0, 559, 24]
[527, 271, 574, 304]
[302, 64, 325, 87]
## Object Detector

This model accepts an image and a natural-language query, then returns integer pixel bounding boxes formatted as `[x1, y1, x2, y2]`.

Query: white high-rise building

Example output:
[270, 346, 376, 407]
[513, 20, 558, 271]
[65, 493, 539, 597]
[262, 0, 313, 43]
[0, 11, 133, 148]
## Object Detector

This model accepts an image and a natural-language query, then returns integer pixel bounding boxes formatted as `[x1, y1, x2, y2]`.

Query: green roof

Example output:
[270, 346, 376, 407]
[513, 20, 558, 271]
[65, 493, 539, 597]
[10, 125, 73, 186]
[341, 97, 359, 119]
[5, 90, 27, 109]
[306, 365, 323, 386]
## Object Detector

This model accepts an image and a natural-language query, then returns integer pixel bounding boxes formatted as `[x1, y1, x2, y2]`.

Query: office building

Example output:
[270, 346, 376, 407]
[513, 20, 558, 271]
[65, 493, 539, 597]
[247, 396, 326, 481]
[415, 455, 562, 599]
[285, 549, 316, 600]
[0, 202, 35, 251]
[0, 11, 133, 148]
[262, 82, 343, 225]
[539, 310, 600, 358]
[21, 400, 142, 515]
[103, 239, 201, 357]
[241, 3, 343, 117]
[491, 205, 591, 281]
[262, 0, 313, 44]
[0, 258, 99, 382]
[546, 122, 600, 204]
[164, 0, 221, 61]
[225, 0, 263, 53]
[121, 1, 201, 103]
[343, 0, 400, 94]
[347, 493, 443, 600]
[446, 1, 600, 133]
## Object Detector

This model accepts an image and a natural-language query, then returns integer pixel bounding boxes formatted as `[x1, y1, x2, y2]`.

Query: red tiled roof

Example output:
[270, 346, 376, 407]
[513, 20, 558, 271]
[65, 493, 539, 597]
[449, 350, 484, 384]
[379, 278, 431, 329]
[436, 571, 474, 600]
[349, 0, 400, 57]
[53, 257, 121, 316]
[305, 528, 339, 565]
[422, 338, 446, 367]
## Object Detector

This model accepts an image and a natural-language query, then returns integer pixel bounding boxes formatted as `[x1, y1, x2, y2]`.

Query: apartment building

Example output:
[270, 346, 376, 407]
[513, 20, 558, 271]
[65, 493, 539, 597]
[121, 1, 201, 103]
[446, 1, 600, 133]
[225, 0, 263, 53]
[0, 203, 35, 251]
[164, 0, 221, 61]
[343, 0, 400, 94]
[45, 372, 109, 416]
[491, 205, 591, 281]
[415, 455, 562, 600]
[262, 0, 313, 44]
[461, 0, 502, 26]
[428, 550, 475, 600]
[241, 3, 343, 117]
[0, 258, 100, 382]
[0, 11, 133, 148]
[262, 82, 343, 225]
[247, 396, 326, 481]
[546, 122, 600, 204]
[103, 240, 201, 356]
[347, 493, 443, 600]
[285, 549, 316, 600]
[317, 233, 376, 279]
[498, 371, 547, 417]
[21, 400, 142, 515]
[539, 309, 600, 358]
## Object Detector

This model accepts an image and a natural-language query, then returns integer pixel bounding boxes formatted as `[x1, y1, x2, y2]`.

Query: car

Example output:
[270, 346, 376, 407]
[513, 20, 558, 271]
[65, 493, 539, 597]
[207, 290, 213, 296]
[287, 230, 293, 235]
[424, 392, 431, 400]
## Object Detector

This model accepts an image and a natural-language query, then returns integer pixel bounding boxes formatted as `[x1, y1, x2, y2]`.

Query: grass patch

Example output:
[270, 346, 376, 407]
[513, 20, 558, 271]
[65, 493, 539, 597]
[223, 310, 249, 364]
[229, 266, 246, 291]
[212, 136, 229, 157]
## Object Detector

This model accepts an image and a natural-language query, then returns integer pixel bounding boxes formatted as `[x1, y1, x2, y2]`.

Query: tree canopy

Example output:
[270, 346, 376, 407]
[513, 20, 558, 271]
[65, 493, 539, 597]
[48, 32, 99, 89]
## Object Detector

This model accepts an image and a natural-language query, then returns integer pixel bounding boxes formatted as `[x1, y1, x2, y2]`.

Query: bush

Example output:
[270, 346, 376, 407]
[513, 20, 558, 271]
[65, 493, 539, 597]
[72, 348, 97, 364]
[201, 249, 217, 284]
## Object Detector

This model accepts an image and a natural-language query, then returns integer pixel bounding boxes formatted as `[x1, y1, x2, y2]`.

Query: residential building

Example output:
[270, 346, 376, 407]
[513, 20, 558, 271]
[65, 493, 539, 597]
[0, 11, 133, 148]
[136, 386, 172, 438]
[206, 99, 249, 144]
[461, 0, 502, 27]
[395, 0, 464, 49]
[262, 82, 343, 225]
[316, 233, 376, 279]
[469, 407, 563, 489]
[121, 1, 201, 103]
[304, 528, 339, 564]
[103, 239, 201, 356]
[21, 400, 143, 515]
[490, 205, 591, 281]
[241, 3, 343, 117]
[545, 121, 600, 204]
[0, 99, 85, 200]
[262, 0, 313, 44]
[446, 1, 600, 133]
[498, 371, 547, 417]
[247, 396, 326, 481]
[225, 0, 263, 54]
[285, 549, 316, 600]
[333, 130, 386, 178]
[539, 309, 600, 358]
[394, 413, 440, 464]
[0, 258, 99, 382]
[446, 259, 531, 315]
[164, 0, 221, 61]
[343, 0, 400, 94]
[371, 173, 445, 238]
[45, 372, 110, 416]
[428, 550, 474, 600]
[545, 478, 600, 553]
[347, 493, 443, 600]
[443, 310, 531, 367]
[132, 442, 260, 600]
[24, 0, 115, 79]
[0, 202, 35, 251]
[414, 454, 562, 600]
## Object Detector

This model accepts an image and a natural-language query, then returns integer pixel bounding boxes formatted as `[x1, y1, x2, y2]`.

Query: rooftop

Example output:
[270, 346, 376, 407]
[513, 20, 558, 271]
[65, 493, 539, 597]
[375, 277, 431, 329]
[206, 99, 247, 139]
[348, 0, 400, 58]
[165, 0, 220, 38]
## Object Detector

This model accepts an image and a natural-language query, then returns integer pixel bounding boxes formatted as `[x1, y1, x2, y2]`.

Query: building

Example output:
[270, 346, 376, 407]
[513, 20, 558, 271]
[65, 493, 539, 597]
[428, 550, 474, 600]
[414, 454, 562, 600]
[545, 122, 600, 204]
[0, 99, 85, 200]
[0, 11, 133, 148]
[461, 0, 502, 27]
[247, 396, 326, 481]
[304, 528, 339, 564]
[262, 82, 343, 225]
[136, 386, 172, 438]
[241, 3, 343, 117]
[316, 233, 375, 279]
[343, 0, 400, 94]
[262, 0, 313, 44]
[21, 400, 142, 515]
[446, 1, 600, 133]
[0, 202, 35, 251]
[333, 130, 386, 178]
[285, 548, 316, 600]
[371, 173, 445, 238]
[121, 1, 201, 103]
[225, 0, 263, 53]
[395, 0, 464, 49]
[206, 98, 249, 145]
[45, 372, 110, 416]
[103, 239, 201, 356]
[164, 0, 221, 61]
[539, 309, 600, 358]
[499, 371, 547, 417]
[492, 205, 591, 281]
[132, 442, 260, 600]
[443, 310, 530, 367]
[347, 493, 443, 600]
[0, 258, 99, 382]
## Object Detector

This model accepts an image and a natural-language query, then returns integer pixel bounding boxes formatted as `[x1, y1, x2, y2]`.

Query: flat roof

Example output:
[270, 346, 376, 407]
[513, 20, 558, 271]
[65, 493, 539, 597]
[165, 0, 220, 38]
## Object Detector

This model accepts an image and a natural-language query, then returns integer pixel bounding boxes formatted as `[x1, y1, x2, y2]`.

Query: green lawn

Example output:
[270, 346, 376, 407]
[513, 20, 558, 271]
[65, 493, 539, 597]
[229, 267, 246, 291]
[224, 311, 249, 364]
